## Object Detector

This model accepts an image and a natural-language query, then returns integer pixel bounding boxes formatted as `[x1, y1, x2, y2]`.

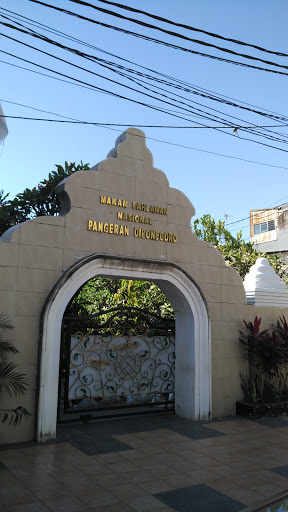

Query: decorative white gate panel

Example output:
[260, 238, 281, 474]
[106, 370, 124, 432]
[58, 307, 175, 421]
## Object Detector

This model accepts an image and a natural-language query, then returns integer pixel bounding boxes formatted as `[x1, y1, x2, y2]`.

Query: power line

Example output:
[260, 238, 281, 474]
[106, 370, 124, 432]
[226, 217, 250, 227]
[2, 114, 288, 131]
[2, 10, 287, 148]
[2, 19, 288, 151]
[2, 112, 288, 171]
[1, 5, 286, 119]
[61, 0, 288, 73]
[25, 0, 288, 78]
[0, 59, 201, 122]
[2, 11, 288, 151]
[2, 7, 288, 127]
[86, 0, 288, 58]
[0, 58, 220, 125]
[226, 195, 288, 230]
[0, 57, 113, 94]
[0, 45, 219, 127]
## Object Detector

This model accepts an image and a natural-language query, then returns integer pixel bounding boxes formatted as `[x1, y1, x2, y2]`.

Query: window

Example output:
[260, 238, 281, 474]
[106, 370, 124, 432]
[253, 220, 275, 235]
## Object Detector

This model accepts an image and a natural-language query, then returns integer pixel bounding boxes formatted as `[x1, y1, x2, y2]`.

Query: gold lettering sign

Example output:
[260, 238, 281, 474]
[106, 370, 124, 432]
[131, 202, 167, 215]
[87, 195, 177, 243]
[134, 228, 177, 243]
[100, 196, 128, 208]
[117, 212, 152, 225]
[88, 221, 129, 236]
[101, 197, 167, 215]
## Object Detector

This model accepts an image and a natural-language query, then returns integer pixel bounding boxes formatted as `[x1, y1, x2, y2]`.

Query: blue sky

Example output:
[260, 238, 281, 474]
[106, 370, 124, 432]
[1, 0, 288, 241]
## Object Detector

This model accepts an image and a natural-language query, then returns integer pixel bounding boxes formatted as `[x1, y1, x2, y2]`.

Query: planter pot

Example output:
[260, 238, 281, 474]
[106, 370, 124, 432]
[236, 400, 288, 419]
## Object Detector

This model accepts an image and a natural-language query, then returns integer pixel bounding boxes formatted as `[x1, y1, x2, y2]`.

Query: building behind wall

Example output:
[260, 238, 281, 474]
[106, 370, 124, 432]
[250, 204, 288, 263]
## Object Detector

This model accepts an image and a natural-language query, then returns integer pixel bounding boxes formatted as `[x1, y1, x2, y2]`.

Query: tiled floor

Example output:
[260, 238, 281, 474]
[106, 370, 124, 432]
[1, 415, 288, 511]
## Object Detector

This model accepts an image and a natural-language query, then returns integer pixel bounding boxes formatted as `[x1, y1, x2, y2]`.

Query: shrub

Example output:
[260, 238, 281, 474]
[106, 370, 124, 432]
[0, 312, 31, 426]
[239, 316, 288, 404]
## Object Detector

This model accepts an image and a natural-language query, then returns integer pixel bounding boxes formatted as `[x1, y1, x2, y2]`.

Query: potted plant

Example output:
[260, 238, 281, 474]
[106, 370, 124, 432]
[0, 312, 30, 426]
[237, 316, 288, 418]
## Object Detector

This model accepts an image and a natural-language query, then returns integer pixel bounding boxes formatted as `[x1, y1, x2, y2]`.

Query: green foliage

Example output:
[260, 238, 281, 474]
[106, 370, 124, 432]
[0, 189, 13, 235]
[273, 315, 288, 342]
[239, 317, 287, 379]
[0, 313, 31, 427]
[67, 277, 174, 320]
[192, 214, 288, 284]
[239, 316, 288, 404]
[240, 370, 288, 405]
[0, 161, 89, 236]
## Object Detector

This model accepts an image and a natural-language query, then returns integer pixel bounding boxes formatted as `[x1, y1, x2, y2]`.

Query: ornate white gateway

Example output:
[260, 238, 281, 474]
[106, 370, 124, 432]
[0, 128, 252, 446]
[39, 257, 210, 441]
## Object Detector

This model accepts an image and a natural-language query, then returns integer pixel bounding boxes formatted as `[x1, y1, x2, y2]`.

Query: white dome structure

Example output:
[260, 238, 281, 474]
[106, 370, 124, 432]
[0, 103, 8, 142]
[244, 257, 288, 306]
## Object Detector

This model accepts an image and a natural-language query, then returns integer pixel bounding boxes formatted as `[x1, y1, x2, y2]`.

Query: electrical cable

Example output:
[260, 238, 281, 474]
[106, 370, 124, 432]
[0, 44, 229, 128]
[2, 114, 288, 130]
[2, 6, 288, 126]
[26, 0, 288, 72]
[2, 9, 288, 153]
[114, 67, 288, 145]
[227, 196, 288, 227]
[3, 8, 288, 148]
[25, 0, 288, 77]
[85, 0, 288, 59]
[59, 0, 288, 73]
[0, 57, 113, 95]
[2, 18, 288, 149]
[2, 113, 288, 171]
[0, 57, 229, 124]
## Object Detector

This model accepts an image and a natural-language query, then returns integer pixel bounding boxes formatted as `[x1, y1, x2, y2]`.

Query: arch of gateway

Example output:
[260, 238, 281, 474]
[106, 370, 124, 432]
[1, 128, 287, 445]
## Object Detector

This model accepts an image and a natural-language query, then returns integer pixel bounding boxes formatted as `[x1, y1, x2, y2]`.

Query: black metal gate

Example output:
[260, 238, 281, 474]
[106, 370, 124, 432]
[58, 307, 175, 423]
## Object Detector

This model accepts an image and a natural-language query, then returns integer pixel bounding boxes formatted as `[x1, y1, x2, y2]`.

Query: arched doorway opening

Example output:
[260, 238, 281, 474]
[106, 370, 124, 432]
[58, 277, 176, 423]
[37, 256, 210, 442]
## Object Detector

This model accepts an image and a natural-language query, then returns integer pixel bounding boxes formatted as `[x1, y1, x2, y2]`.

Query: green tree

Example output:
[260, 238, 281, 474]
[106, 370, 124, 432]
[192, 214, 288, 284]
[67, 277, 174, 319]
[0, 161, 89, 236]
[0, 313, 31, 426]
[0, 189, 12, 235]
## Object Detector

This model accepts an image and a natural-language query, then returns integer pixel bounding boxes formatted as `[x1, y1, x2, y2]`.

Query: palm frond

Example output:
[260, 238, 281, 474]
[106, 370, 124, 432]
[0, 362, 28, 397]
[0, 407, 31, 427]
[0, 341, 19, 360]
[0, 312, 14, 333]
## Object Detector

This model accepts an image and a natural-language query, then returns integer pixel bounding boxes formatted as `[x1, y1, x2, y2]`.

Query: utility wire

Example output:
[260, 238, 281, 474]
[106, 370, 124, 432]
[60, 0, 288, 73]
[2, 19, 288, 150]
[84, 0, 288, 58]
[3, 11, 288, 146]
[226, 217, 251, 226]
[226, 195, 288, 231]
[2, 114, 288, 130]
[25, 0, 288, 78]
[0, 43, 227, 127]
[0, 57, 221, 124]
[2, 10, 288, 151]
[2, 113, 288, 171]
[2, 7, 288, 125]
[0, 57, 113, 94]
[3, 8, 288, 147]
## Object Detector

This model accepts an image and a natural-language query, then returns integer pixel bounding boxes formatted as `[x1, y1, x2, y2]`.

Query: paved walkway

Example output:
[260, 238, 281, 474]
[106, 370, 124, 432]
[1, 414, 288, 511]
